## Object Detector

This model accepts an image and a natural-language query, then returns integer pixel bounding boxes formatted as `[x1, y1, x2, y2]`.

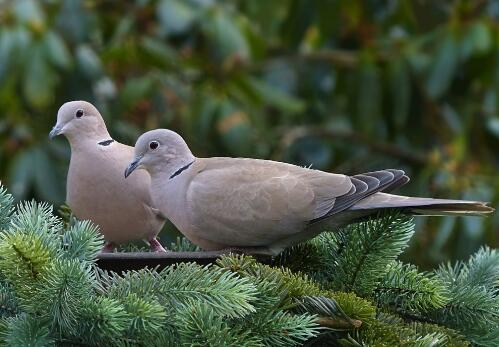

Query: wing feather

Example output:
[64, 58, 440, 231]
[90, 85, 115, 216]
[186, 158, 352, 245]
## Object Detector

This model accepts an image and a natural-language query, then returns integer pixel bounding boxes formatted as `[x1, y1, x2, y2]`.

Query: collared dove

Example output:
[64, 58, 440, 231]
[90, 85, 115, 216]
[50, 101, 166, 252]
[125, 129, 494, 256]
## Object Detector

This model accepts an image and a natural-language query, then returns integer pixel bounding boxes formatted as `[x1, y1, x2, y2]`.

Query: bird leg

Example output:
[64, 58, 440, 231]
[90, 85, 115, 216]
[101, 242, 116, 253]
[149, 238, 167, 252]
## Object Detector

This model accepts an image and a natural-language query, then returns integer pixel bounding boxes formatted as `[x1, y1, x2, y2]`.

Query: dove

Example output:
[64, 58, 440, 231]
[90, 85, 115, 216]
[49, 101, 166, 252]
[125, 129, 494, 256]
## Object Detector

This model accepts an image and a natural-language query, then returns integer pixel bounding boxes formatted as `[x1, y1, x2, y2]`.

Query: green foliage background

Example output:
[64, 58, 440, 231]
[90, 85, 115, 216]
[0, 0, 498, 266]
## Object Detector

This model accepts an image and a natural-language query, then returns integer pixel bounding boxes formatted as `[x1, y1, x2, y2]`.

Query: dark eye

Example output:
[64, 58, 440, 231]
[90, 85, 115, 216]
[149, 141, 159, 150]
[76, 109, 84, 118]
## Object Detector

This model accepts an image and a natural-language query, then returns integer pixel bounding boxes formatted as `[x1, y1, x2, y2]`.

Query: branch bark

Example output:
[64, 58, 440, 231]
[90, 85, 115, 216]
[273, 125, 428, 167]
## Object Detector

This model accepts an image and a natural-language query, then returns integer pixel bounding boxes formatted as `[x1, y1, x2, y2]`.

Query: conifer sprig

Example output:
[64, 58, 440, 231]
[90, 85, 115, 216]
[375, 261, 449, 314]
[331, 213, 415, 295]
[0, 185, 13, 231]
[0, 183, 496, 346]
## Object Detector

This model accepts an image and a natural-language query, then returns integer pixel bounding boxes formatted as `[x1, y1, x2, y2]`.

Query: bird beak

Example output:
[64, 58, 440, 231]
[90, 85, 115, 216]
[49, 125, 63, 139]
[125, 155, 143, 178]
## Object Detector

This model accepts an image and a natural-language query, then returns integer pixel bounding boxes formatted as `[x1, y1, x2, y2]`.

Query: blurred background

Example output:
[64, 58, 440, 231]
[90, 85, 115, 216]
[0, 0, 498, 267]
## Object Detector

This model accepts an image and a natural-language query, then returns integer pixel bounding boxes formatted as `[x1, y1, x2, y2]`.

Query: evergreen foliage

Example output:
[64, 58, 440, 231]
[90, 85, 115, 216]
[0, 184, 497, 346]
[375, 261, 449, 314]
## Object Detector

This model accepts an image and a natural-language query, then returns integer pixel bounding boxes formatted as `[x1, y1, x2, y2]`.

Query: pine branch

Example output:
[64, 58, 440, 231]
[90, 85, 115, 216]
[349, 319, 452, 347]
[297, 296, 361, 330]
[432, 247, 499, 347]
[247, 310, 320, 347]
[175, 301, 260, 347]
[455, 246, 499, 290]
[169, 236, 201, 252]
[375, 261, 449, 314]
[273, 232, 341, 285]
[215, 255, 321, 345]
[327, 292, 377, 325]
[409, 322, 470, 347]
[9, 201, 63, 239]
[331, 213, 415, 296]
[72, 296, 129, 346]
[62, 220, 104, 263]
[0, 314, 53, 347]
[30, 259, 94, 336]
[0, 231, 56, 301]
[0, 282, 18, 319]
[100, 263, 258, 319]
[0, 184, 492, 346]
[217, 254, 323, 300]
[120, 293, 167, 340]
[0, 184, 14, 231]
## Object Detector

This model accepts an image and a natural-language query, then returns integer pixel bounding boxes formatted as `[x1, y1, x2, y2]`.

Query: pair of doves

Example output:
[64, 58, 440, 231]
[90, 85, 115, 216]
[49, 101, 494, 254]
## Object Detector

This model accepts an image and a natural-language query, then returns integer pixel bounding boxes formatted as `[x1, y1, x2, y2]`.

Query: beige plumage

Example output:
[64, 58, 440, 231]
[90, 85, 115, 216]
[50, 101, 166, 252]
[125, 129, 494, 255]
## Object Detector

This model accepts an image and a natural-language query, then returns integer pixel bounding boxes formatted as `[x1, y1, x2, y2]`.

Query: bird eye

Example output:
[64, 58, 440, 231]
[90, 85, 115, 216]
[76, 109, 84, 118]
[149, 141, 159, 150]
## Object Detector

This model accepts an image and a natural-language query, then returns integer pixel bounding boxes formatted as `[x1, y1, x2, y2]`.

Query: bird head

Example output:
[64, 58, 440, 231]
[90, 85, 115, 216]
[49, 101, 109, 142]
[125, 129, 194, 179]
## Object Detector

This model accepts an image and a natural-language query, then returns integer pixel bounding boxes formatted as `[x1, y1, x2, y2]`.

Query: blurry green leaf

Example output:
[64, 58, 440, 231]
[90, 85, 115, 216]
[388, 58, 411, 130]
[460, 21, 492, 59]
[110, 16, 134, 46]
[139, 37, 178, 68]
[8, 149, 35, 201]
[280, 0, 313, 48]
[204, 9, 250, 61]
[263, 61, 298, 95]
[483, 89, 496, 116]
[441, 104, 462, 134]
[425, 34, 458, 99]
[284, 136, 332, 169]
[356, 59, 381, 133]
[94, 77, 117, 99]
[76, 45, 102, 78]
[0, 30, 16, 82]
[56, 0, 89, 42]
[430, 217, 456, 260]
[33, 147, 64, 204]
[192, 95, 219, 141]
[43, 31, 71, 69]
[13, 0, 44, 24]
[23, 45, 57, 108]
[486, 118, 499, 139]
[406, 53, 430, 75]
[11, 26, 32, 57]
[216, 100, 253, 156]
[247, 77, 305, 114]
[119, 76, 156, 109]
[157, 0, 196, 35]
[238, 15, 266, 60]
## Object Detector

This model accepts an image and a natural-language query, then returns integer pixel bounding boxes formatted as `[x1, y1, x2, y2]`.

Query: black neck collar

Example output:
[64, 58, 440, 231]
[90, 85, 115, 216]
[170, 160, 194, 179]
[98, 139, 114, 146]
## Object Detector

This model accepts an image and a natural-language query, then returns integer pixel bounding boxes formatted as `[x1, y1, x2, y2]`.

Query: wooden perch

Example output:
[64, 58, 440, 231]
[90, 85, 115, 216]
[96, 251, 272, 272]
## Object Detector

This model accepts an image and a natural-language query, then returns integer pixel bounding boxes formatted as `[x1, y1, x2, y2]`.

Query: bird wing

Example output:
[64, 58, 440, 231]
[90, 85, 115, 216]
[185, 158, 352, 244]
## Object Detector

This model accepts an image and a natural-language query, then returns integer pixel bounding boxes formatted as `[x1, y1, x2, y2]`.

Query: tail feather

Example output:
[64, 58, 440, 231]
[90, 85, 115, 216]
[350, 193, 494, 216]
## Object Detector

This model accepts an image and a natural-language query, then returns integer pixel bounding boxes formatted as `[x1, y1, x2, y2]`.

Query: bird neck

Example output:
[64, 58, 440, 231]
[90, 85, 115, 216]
[65, 128, 112, 151]
[150, 154, 196, 181]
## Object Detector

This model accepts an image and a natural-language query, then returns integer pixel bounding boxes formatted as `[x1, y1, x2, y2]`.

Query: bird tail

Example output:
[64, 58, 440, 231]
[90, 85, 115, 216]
[349, 193, 494, 216]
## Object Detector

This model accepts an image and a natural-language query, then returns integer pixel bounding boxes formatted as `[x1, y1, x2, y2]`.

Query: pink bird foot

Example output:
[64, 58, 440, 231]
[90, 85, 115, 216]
[149, 238, 167, 252]
[101, 242, 116, 253]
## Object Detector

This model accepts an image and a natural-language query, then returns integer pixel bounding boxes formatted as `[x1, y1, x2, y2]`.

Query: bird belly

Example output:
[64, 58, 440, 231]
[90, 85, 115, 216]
[67, 159, 162, 243]
[188, 214, 307, 249]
